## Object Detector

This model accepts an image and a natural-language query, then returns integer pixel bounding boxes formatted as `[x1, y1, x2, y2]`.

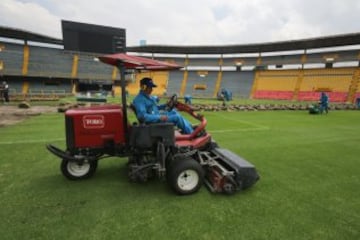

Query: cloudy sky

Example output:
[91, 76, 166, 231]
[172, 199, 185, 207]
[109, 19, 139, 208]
[0, 0, 359, 46]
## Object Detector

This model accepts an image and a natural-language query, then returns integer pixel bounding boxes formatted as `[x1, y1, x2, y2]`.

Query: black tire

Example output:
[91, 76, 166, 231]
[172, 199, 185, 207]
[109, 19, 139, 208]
[167, 158, 204, 195]
[60, 159, 98, 180]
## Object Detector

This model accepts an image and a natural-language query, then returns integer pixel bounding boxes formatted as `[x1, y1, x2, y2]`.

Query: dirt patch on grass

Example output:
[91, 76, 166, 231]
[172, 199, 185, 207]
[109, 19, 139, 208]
[0, 105, 58, 127]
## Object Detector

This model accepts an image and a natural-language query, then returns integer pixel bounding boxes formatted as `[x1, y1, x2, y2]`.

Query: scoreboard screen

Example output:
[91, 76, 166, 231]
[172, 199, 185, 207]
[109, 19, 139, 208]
[62, 20, 126, 54]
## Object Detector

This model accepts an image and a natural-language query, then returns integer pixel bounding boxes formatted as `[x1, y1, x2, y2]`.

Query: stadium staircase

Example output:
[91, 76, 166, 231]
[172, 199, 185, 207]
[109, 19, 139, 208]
[346, 68, 360, 102]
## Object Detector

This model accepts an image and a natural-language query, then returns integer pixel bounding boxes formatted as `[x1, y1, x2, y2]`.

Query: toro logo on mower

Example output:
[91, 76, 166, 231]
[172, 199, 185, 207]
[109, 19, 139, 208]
[83, 115, 105, 129]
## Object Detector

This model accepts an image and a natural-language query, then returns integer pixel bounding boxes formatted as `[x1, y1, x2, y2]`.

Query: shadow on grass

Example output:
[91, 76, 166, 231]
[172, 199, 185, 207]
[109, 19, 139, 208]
[31, 161, 175, 198]
[30, 156, 262, 200]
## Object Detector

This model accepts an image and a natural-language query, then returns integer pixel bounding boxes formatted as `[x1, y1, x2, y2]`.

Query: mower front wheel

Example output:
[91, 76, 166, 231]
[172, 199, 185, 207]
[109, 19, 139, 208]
[168, 158, 204, 195]
[60, 159, 98, 180]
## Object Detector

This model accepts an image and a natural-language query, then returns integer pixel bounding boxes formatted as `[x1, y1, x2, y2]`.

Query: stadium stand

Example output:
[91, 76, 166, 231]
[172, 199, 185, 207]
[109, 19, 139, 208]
[167, 70, 184, 96]
[221, 71, 254, 98]
[298, 68, 354, 102]
[0, 42, 24, 76]
[185, 71, 217, 98]
[27, 45, 73, 78]
[187, 57, 220, 67]
[222, 57, 258, 68]
[77, 53, 113, 80]
[1, 25, 360, 103]
[253, 70, 298, 100]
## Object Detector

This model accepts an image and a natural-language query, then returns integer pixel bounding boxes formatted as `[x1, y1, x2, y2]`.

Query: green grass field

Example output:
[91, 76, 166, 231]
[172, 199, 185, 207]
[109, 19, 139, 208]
[0, 108, 359, 240]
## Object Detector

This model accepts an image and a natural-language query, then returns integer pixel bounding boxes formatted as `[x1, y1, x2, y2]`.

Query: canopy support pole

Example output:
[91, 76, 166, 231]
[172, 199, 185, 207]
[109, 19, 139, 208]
[117, 61, 129, 146]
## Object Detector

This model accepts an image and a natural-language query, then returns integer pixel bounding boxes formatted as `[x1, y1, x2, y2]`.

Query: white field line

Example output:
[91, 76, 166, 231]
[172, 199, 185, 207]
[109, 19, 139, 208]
[207, 113, 270, 133]
[211, 127, 269, 133]
[1, 114, 268, 144]
[0, 138, 65, 145]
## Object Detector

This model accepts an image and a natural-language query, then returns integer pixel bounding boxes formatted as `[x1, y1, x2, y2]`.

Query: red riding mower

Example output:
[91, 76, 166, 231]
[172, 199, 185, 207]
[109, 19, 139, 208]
[46, 53, 259, 195]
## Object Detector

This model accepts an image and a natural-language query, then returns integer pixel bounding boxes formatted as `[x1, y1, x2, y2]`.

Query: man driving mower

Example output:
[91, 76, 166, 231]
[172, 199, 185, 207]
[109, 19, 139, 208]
[132, 77, 194, 134]
[46, 53, 259, 195]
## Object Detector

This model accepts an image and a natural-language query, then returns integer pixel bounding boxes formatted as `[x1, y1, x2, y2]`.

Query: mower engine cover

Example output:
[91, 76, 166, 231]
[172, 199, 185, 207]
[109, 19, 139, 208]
[65, 105, 126, 150]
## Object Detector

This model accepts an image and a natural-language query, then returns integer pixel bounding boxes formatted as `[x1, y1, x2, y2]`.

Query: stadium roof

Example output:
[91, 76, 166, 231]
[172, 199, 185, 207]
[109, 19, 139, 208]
[1, 25, 360, 55]
[126, 32, 360, 54]
[0, 26, 63, 45]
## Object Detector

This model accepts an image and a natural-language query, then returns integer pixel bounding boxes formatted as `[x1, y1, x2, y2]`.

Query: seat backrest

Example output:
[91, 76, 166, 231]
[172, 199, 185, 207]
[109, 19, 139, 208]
[129, 103, 144, 124]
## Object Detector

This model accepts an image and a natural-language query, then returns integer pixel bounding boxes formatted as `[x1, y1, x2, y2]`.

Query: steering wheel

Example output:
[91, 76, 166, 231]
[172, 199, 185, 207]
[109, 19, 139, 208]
[166, 94, 178, 111]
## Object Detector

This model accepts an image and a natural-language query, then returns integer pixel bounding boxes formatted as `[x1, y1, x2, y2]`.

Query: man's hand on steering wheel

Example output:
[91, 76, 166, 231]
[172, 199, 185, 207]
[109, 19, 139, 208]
[166, 94, 178, 111]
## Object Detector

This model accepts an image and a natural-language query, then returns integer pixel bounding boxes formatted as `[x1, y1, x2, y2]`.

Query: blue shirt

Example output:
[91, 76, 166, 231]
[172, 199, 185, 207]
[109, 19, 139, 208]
[320, 93, 329, 105]
[132, 90, 165, 123]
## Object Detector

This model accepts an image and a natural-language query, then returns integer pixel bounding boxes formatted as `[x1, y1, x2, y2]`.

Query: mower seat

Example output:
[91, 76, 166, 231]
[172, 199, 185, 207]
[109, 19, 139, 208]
[130, 104, 211, 149]
[129, 103, 146, 124]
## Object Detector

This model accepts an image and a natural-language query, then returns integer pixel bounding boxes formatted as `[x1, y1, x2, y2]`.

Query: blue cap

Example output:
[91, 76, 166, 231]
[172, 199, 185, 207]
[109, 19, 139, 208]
[140, 77, 157, 88]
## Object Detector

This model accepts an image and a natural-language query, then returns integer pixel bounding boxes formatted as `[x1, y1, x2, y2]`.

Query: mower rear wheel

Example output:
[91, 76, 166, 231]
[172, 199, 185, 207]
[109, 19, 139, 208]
[168, 158, 204, 195]
[61, 159, 98, 180]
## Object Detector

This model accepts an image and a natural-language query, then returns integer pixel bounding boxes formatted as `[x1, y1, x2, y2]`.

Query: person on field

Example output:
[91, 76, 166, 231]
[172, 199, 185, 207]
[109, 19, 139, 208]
[2, 81, 9, 103]
[319, 92, 329, 114]
[184, 94, 192, 105]
[132, 77, 193, 134]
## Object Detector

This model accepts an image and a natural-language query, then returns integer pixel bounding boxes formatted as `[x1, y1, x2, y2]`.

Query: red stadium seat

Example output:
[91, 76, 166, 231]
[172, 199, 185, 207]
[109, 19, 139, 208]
[254, 90, 293, 100]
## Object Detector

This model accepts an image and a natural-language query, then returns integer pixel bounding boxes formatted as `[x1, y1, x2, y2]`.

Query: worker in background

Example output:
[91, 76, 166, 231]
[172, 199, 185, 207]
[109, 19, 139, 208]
[2, 81, 9, 104]
[319, 92, 329, 114]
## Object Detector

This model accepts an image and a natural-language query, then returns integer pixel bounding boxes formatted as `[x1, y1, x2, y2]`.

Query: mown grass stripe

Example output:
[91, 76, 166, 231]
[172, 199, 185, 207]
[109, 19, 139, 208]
[211, 127, 269, 133]
[0, 138, 65, 145]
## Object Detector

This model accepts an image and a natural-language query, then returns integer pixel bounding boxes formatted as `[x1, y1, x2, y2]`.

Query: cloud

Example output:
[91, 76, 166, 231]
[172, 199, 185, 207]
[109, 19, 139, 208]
[211, 4, 232, 21]
[1, 0, 360, 46]
[0, 0, 61, 38]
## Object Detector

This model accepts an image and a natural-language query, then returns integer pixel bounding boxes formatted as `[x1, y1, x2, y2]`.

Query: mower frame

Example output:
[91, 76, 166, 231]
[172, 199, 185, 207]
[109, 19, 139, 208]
[46, 53, 259, 195]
